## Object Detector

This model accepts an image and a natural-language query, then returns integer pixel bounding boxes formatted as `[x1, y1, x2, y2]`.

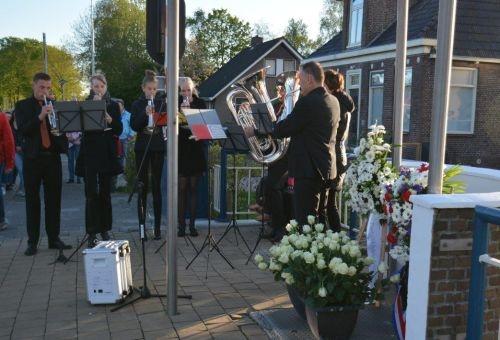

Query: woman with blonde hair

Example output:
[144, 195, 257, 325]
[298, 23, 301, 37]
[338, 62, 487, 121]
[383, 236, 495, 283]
[178, 77, 206, 237]
[77, 73, 123, 247]
[130, 70, 165, 240]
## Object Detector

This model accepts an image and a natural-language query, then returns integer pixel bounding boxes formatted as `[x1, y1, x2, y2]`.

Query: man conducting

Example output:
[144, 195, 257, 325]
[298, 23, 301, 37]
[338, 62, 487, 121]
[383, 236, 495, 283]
[272, 62, 340, 225]
[16, 72, 72, 256]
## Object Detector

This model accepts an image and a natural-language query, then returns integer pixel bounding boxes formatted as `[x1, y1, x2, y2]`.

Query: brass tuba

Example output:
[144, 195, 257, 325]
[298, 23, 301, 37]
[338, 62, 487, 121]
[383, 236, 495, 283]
[225, 67, 299, 164]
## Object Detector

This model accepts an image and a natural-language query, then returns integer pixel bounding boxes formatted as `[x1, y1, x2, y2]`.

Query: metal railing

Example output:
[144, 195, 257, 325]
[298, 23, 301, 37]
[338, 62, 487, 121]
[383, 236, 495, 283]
[466, 205, 500, 340]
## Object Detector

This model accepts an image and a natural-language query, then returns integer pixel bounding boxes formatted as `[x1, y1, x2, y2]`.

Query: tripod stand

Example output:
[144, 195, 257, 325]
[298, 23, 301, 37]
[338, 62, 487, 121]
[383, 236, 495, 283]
[186, 140, 234, 274]
[111, 182, 192, 312]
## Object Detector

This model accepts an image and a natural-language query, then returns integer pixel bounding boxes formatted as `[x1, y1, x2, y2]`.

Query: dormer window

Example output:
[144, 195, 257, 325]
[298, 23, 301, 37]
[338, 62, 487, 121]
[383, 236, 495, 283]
[348, 0, 363, 47]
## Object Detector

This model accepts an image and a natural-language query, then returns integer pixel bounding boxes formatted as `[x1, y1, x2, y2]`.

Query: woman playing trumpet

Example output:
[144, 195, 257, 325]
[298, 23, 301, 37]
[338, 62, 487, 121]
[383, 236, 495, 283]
[76, 73, 123, 247]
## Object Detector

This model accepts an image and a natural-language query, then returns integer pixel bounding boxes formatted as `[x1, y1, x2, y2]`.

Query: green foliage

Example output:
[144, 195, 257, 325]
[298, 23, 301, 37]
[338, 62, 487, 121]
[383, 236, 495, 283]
[70, 0, 156, 106]
[253, 22, 275, 41]
[283, 19, 320, 57]
[0, 37, 83, 109]
[123, 140, 137, 192]
[183, 8, 252, 82]
[319, 0, 343, 44]
[443, 165, 466, 194]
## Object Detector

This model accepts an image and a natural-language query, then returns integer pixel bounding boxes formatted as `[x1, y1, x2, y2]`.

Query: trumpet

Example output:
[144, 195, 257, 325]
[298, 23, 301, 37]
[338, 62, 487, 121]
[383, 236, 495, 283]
[145, 97, 155, 134]
[44, 95, 60, 136]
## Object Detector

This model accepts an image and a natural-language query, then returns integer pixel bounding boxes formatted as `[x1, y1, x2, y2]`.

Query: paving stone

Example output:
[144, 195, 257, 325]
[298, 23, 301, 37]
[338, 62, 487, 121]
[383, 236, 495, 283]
[110, 328, 144, 340]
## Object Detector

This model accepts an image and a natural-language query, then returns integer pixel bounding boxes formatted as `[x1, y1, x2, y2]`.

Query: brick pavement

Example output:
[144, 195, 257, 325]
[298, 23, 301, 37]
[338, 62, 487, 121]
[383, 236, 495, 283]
[0, 227, 287, 340]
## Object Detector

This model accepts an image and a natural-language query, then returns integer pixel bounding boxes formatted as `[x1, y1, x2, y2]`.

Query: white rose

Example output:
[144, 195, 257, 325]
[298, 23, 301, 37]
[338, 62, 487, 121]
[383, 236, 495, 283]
[303, 252, 315, 264]
[331, 233, 340, 241]
[337, 263, 349, 275]
[341, 245, 350, 255]
[307, 215, 316, 225]
[290, 220, 298, 228]
[302, 225, 312, 234]
[378, 262, 388, 274]
[318, 287, 327, 298]
[258, 262, 268, 270]
[348, 266, 357, 276]
[254, 254, 264, 263]
[315, 224, 324, 233]
[364, 257, 375, 265]
[285, 224, 293, 232]
[390, 274, 400, 283]
[278, 253, 289, 264]
[317, 258, 326, 270]
[349, 246, 361, 258]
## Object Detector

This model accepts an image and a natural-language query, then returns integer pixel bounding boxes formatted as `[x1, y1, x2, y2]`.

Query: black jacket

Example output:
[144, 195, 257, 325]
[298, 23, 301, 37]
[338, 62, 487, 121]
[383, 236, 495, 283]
[273, 86, 340, 180]
[76, 94, 123, 175]
[179, 95, 207, 176]
[333, 90, 355, 176]
[130, 95, 168, 152]
[15, 96, 68, 159]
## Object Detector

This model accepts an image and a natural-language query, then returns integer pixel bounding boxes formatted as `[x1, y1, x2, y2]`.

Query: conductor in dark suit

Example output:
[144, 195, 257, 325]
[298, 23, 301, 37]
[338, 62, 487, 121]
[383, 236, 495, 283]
[272, 62, 340, 225]
[15, 72, 72, 256]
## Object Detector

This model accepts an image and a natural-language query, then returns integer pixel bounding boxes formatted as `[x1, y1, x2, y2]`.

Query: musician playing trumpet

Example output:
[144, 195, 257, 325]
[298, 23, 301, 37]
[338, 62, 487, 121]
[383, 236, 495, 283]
[15, 72, 71, 256]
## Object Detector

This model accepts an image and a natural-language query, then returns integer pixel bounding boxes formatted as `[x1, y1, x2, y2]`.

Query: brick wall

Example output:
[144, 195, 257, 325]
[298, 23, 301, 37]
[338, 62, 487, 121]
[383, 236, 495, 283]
[427, 208, 500, 339]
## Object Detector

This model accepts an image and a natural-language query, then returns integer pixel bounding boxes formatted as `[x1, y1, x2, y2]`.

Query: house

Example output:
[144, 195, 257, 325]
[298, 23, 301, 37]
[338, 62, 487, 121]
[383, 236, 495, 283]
[306, 0, 500, 169]
[199, 36, 303, 127]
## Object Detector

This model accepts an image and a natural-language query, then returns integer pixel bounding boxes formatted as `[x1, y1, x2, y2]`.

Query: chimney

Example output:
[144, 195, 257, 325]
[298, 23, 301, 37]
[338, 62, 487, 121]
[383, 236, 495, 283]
[250, 36, 264, 47]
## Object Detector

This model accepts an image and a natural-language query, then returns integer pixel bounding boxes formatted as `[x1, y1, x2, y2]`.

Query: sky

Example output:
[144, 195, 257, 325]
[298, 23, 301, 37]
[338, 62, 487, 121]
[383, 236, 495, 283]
[0, 0, 325, 47]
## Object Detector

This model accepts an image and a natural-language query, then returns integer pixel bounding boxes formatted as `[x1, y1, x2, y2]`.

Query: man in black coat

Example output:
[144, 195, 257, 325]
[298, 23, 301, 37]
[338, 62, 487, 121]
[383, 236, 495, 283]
[15, 72, 72, 256]
[272, 62, 340, 225]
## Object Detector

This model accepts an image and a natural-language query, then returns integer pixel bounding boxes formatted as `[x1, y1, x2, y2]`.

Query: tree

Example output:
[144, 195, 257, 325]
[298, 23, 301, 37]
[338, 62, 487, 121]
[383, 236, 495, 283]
[181, 38, 214, 84]
[0, 37, 83, 109]
[70, 0, 156, 105]
[187, 9, 252, 72]
[283, 19, 320, 57]
[319, 0, 343, 44]
[253, 22, 275, 41]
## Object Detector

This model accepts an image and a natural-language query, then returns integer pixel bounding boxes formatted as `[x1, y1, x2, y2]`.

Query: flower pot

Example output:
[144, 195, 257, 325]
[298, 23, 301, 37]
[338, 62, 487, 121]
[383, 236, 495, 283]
[286, 284, 306, 320]
[305, 304, 359, 340]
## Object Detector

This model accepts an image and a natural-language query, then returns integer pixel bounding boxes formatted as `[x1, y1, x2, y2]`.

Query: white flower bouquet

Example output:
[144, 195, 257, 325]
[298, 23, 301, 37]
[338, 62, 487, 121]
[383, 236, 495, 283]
[344, 125, 397, 216]
[256, 217, 376, 307]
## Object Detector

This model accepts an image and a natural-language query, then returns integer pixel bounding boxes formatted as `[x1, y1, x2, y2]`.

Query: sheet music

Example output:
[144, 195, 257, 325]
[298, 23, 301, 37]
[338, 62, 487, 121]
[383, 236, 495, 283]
[207, 124, 226, 139]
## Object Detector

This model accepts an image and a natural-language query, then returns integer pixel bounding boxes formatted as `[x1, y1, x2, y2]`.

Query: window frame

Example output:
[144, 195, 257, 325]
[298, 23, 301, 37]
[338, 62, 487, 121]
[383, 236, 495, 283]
[403, 67, 413, 133]
[348, 0, 364, 48]
[283, 59, 296, 73]
[265, 59, 276, 76]
[368, 70, 384, 127]
[447, 67, 478, 135]
[346, 69, 362, 143]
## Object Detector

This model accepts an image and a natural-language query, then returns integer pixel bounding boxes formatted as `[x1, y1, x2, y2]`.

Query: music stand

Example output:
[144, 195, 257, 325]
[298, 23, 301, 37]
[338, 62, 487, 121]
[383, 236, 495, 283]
[214, 125, 252, 253]
[57, 100, 107, 264]
[244, 104, 276, 264]
[183, 108, 235, 276]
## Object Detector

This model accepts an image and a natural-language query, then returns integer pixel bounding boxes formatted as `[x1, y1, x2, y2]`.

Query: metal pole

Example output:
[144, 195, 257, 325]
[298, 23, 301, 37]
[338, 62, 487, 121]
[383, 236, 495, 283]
[91, 0, 95, 75]
[428, 0, 457, 194]
[166, 0, 179, 316]
[392, 0, 409, 170]
[42, 33, 48, 73]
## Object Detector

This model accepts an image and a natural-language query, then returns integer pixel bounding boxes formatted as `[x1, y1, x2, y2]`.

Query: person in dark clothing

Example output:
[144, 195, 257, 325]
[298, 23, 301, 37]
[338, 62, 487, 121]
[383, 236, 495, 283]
[15, 72, 72, 255]
[130, 70, 165, 240]
[76, 74, 123, 247]
[178, 78, 207, 237]
[272, 62, 340, 225]
[319, 70, 355, 231]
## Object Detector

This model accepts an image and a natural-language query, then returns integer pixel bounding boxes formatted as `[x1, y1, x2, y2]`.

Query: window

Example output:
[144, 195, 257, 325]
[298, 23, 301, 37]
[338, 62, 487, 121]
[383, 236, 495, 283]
[284, 60, 296, 73]
[265, 59, 276, 76]
[403, 68, 412, 132]
[348, 0, 364, 47]
[448, 67, 477, 134]
[369, 71, 384, 126]
[346, 69, 362, 147]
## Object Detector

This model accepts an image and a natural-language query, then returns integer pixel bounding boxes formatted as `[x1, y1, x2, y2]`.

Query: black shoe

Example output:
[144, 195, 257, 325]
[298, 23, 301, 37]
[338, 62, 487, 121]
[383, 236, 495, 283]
[189, 227, 199, 237]
[24, 245, 37, 256]
[48, 238, 72, 250]
[87, 234, 98, 248]
[177, 227, 186, 237]
[66, 179, 74, 184]
[100, 231, 111, 241]
[153, 235, 162, 240]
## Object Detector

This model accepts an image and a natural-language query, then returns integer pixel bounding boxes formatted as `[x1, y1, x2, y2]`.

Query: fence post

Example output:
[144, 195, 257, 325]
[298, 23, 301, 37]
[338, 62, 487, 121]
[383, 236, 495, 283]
[218, 148, 228, 221]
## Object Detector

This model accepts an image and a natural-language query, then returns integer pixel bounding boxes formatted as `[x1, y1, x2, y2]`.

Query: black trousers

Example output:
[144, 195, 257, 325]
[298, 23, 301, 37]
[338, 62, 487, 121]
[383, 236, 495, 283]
[23, 153, 62, 246]
[135, 150, 164, 234]
[84, 169, 112, 235]
[264, 157, 288, 234]
[319, 186, 341, 232]
[293, 177, 326, 225]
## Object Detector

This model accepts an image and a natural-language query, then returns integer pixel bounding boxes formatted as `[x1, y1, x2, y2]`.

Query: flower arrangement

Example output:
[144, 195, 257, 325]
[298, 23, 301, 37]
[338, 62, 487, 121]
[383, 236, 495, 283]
[256, 217, 376, 307]
[344, 125, 397, 216]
